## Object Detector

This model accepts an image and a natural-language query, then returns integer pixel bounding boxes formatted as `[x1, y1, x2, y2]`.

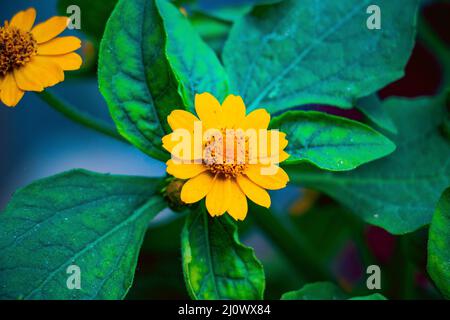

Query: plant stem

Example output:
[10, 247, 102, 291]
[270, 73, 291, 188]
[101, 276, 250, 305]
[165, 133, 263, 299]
[417, 16, 450, 90]
[250, 204, 330, 282]
[37, 91, 127, 143]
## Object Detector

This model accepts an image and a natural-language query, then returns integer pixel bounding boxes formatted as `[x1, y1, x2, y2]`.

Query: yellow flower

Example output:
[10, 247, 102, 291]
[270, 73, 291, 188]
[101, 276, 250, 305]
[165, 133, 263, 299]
[0, 8, 82, 107]
[162, 93, 290, 221]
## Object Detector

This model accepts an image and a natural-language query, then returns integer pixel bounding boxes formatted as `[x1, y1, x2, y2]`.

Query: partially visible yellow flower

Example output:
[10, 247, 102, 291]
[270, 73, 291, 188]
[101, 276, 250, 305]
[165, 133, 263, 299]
[0, 8, 82, 107]
[162, 93, 290, 221]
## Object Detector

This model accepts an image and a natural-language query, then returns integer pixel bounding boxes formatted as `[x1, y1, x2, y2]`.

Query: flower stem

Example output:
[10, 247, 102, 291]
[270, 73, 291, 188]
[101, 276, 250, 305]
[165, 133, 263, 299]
[418, 16, 450, 90]
[37, 91, 127, 143]
[250, 204, 330, 282]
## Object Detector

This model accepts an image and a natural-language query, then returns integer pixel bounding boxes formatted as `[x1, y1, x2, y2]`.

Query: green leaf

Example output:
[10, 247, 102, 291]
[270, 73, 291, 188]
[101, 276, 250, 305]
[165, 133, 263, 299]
[356, 94, 397, 134]
[281, 282, 387, 300]
[281, 282, 348, 300]
[271, 111, 396, 171]
[99, 0, 183, 161]
[0, 170, 166, 300]
[223, 0, 419, 112]
[286, 95, 450, 234]
[181, 207, 265, 299]
[58, 0, 118, 41]
[428, 187, 450, 299]
[155, 0, 230, 110]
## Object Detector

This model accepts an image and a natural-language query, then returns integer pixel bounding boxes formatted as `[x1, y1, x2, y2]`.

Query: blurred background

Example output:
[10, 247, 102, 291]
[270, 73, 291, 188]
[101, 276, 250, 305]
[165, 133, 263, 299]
[0, 0, 448, 299]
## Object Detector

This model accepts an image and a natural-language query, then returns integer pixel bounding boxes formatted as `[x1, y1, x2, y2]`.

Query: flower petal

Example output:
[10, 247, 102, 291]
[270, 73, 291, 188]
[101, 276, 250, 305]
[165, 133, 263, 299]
[10, 8, 36, 32]
[236, 175, 271, 208]
[245, 165, 289, 190]
[13, 66, 44, 92]
[221, 95, 246, 128]
[264, 130, 288, 151]
[24, 57, 64, 87]
[261, 130, 289, 164]
[227, 181, 248, 221]
[206, 177, 231, 217]
[31, 16, 69, 43]
[37, 36, 81, 55]
[181, 172, 214, 204]
[278, 151, 290, 162]
[167, 110, 200, 132]
[162, 131, 198, 162]
[40, 53, 82, 71]
[162, 133, 178, 153]
[0, 73, 24, 107]
[242, 109, 270, 130]
[166, 159, 206, 179]
[195, 92, 221, 129]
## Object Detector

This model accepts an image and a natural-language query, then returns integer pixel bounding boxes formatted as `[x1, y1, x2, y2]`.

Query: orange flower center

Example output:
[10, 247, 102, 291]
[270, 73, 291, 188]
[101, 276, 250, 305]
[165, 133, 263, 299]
[203, 128, 249, 178]
[0, 22, 37, 76]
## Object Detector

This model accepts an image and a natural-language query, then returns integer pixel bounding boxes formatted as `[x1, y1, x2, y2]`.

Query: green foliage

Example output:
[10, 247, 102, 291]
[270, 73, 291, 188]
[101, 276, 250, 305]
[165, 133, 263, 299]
[286, 95, 450, 234]
[271, 111, 396, 171]
[281, 282, 387, 300]
[428, 188, 450, 299]
[181, 206, 265, 299]
[3, 0, 446, 301]
[223, 0, 419, 112]
[0, 170, 166, 299]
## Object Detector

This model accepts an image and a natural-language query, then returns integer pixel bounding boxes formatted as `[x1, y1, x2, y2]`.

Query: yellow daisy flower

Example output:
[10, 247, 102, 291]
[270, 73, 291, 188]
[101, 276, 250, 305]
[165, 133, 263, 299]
[163, 93, 290, 221]
[0, 8, 82, 107]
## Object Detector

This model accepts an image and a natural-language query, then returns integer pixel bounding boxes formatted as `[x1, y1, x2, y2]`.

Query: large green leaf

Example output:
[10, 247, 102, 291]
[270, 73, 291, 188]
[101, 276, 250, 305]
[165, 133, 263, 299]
[428, 188, 450, 299]
[181, 207, 265, 299]
[99, 0, 229, 161]
[271, 111, 396, 171]
[0, 170, 166, 300]
[223, 0, 419, 112]
[281, 282, 387, 300]
[286, 95, 450, 234]
[99, 0, 182, 161]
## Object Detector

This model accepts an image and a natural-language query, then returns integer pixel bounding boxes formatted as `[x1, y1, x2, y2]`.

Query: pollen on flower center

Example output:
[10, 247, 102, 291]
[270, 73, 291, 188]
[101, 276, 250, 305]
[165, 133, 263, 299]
[203, 128, 249, 178]
[0, 22, 37, 76]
